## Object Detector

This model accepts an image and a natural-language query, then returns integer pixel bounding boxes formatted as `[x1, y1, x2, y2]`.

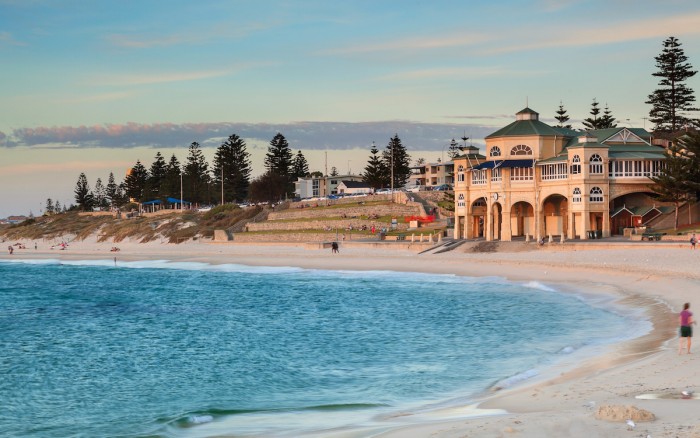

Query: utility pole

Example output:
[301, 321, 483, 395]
[390, 140, 394, 203]
[220, 166, 224, 205]
[180, 173, 183, 211]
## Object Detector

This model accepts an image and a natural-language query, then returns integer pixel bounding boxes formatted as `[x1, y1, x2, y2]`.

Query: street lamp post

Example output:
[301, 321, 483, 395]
[180, 173, 183, 211]
[220, 166, 224, 206]
[390, 141, 394, 203]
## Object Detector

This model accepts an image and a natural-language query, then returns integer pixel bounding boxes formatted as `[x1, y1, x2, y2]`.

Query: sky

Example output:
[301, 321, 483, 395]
[2, 0, 700, 218]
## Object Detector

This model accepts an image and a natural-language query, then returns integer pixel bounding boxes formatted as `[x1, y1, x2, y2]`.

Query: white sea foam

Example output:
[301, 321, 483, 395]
[0, 258, 61, 265]
[188, 414, 213, 424]
[522, 280, 556, 292]
[492, 369, 539, 389]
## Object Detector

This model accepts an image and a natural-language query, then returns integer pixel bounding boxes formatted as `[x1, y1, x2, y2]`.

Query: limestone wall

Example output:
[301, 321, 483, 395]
[246, 219, 405, 232]
[268, 204, 420, 221]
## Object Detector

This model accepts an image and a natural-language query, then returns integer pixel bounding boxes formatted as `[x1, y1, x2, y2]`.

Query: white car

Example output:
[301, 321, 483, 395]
[406, 186, 422, 192]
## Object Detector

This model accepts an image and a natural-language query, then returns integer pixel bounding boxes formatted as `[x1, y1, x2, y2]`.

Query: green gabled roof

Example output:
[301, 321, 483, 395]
[566, 140, 609, 149]
[610, 205, 661, 218]
[485, 119, 566, 138]
[537, 154, 568, 163]
[599, 127, 652, 143]
[609, 151, 666, 159]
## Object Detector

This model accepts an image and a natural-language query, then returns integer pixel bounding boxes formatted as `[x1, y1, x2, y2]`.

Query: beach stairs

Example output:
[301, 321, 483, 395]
[418, 238, 466, 255]
[643, 201, 699, 231]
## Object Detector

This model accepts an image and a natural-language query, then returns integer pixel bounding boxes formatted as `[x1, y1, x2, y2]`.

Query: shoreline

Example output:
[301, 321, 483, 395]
[2, 238, 699, 437]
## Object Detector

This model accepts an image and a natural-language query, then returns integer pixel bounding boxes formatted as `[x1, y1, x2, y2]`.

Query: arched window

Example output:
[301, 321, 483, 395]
[590, 186, 603, 203]
[510, 144, 532, 156]
[489, 146, 501, 157]
[571, 155, 581, 174]
[457, 193, 465, 208]
[572, 187, 581, 203]
[589, 154, 603, 174]
[457, 165, 464, 172]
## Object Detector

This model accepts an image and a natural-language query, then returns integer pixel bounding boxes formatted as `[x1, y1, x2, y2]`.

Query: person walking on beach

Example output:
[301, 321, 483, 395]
[331, 242, 339, 254]
[691, 233, 697, 250]
[679, 302, 695, 354]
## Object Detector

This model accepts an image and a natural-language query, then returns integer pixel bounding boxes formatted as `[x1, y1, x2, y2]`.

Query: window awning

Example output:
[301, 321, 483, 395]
[472, 159, 535, 170]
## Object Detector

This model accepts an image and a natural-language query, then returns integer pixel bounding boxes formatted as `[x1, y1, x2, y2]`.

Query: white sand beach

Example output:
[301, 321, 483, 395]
[2, 237, 699, 437]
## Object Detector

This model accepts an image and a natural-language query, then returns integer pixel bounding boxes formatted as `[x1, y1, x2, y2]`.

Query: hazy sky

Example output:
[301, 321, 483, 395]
[2, 0, 700, 217]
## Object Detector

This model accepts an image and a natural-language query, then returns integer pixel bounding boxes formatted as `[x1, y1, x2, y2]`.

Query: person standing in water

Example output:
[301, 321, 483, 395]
[679, 303, 695, 354]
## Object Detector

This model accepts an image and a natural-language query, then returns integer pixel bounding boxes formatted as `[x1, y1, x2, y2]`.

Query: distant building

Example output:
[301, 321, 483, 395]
[294, 174, 364, 198]
[453, 107, 668, 241]
[336, 180, 372, 195]
[424, 159, 454, 189]
[6, 215, 28, 224]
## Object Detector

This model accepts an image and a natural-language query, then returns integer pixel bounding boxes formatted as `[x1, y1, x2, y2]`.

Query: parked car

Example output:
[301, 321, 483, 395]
[406, 186, 422, 192]
[433, 184, 453, 191]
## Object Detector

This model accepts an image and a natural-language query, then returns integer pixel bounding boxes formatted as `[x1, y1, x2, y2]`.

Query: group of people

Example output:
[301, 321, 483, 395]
[7, 242, 31, 254]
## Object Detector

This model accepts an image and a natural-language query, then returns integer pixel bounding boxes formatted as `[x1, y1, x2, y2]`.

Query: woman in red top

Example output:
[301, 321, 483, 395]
[679, 302, 695, 354]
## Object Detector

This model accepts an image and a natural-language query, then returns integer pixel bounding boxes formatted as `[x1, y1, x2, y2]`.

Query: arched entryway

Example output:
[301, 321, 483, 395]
[510, 201, 535, 238]
[469, 197, 486, 238]
[542, 194, 568, 238]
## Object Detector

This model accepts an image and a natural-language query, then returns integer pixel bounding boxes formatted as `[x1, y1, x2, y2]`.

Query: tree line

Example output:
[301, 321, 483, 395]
[71, 133, 312, 211]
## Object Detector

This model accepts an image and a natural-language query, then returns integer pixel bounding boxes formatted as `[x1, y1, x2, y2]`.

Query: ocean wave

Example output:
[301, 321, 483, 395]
[0, 258, 61, 265]
[491, 369, 539, 390]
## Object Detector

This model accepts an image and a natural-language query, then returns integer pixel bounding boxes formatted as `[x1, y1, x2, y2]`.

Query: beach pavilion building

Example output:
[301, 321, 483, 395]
[452, 107, 668, 241]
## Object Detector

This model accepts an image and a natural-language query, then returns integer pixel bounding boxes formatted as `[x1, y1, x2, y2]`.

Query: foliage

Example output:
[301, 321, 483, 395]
[265, 133, 293, 178]
[646, 36, 699, 132]
[381, 134, 412, 188]
[94, 178, 108, 209]
[678, 133, 700, 198]
[74, 173, 94, 211]
[183, 142, 211, 204]
[248, 171, 290, 203]
[447, 138, 460, 159]
[124, 160, 148, 202]
[649, 142, 694, 229]
[145, 152, 167, 201]
[554, 101, 572, 129]
[212, 133, 252, 203]
[45, 198, 55, 215]
[291, 150, 310, 179]
[582, 98, 602, 130]
[264, 133, 294, 197]
[362, 142, 388, 189]
[161, 154, 182, 201]
[105, 172, 118, 206]
[599, 103, 618, 129]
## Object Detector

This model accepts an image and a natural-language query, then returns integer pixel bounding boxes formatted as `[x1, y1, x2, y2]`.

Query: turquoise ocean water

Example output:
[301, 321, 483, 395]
[0, 259, 647, 437]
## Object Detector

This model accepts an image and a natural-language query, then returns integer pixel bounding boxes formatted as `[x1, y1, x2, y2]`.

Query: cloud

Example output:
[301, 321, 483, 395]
[0, 160, 132, 176]
[489, 11, 700, 54]
[379, 66, 507, 81]
[94, 68, 236, 86]
[0, 31, 26, 47]
[4, 121, 499, 151]
[106, 22, 270, 49]
[320, 31, 489, 55]
[60, 91, 133, 104]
